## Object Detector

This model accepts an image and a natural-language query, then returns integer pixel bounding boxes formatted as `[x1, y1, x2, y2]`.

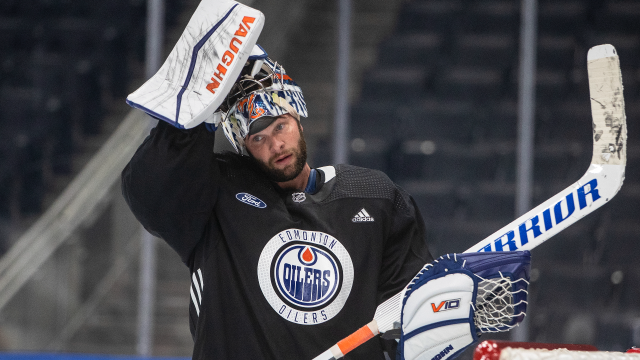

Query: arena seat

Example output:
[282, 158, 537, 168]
[396, 0, 464, 34]
[452, 33, 517, 68]
[595, 1, 640, 33]
[537, 35, 577, 70]
[433, 67, 505, 103]
[538, 0, 587, 36]
[360, 66, 429, 99]
[459, 1, 520, 33]
[377, 33, 443, 67]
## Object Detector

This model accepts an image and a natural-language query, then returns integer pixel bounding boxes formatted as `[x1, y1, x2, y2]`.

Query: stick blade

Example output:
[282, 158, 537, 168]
[587, 44, 617, 61]
[587, 44, 627, 167]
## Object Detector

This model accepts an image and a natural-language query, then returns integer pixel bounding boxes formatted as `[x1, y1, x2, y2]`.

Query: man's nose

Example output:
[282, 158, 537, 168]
[271, 136, 285, 151]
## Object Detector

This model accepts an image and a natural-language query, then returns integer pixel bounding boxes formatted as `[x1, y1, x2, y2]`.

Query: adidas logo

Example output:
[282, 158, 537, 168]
[352, 208, 374, 222]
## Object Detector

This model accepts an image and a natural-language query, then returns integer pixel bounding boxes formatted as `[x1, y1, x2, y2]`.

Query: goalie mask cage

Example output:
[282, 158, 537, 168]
[474, 340, 640, 360]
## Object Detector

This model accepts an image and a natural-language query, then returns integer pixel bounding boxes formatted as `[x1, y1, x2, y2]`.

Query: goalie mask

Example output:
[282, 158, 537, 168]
[211, 48, 308, 153]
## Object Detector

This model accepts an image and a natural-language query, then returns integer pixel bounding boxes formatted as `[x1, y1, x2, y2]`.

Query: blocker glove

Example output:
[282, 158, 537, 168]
[397, 251, 531, 360]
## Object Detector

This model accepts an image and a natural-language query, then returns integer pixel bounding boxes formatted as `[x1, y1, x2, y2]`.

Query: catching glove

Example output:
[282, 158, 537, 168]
[398, 251, 531, 360]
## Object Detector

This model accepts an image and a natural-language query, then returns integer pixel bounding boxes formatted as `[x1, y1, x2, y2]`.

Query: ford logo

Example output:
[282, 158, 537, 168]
[236, 193, 267, 208]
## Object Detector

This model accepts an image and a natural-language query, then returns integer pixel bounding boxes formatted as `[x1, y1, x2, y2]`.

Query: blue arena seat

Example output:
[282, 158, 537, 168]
[596, 322, 635, 352]
[600, 227, 640, 265]
[390, 142, 516, 183]
[350, 142, 391, 174]
[533, 152, 574, 183]
[100, 26, 130, 97]
[411, 189, 459, 221]
[534, 267, 610, 308]
[617, 269, 640, 310]
[44, 96, 74, 174]
[538, 0, 587, 36]
[0, 86, 46, 214]
[360, 66, 428, 99]
[0, 52, 31, 87]
[471, 100, 517, 141]
[433, 66, 506, 102]
[401, 97, 477, 141]
[424, 217, 513, 255]
[73, 59, 104, 135]
[29, 51, 70, 103]
[396, 0, 464, 34]
[608, 184, 640, 221]
[595, 1, 640, 33]
[458, 1, 520, 33]
[350, 99, 401, 137]
[535, 68, 570, 102]
[44, 17, 99, 56]
[537, 35, 577, 70]
[535, 100, 593, 142]
[377, 33, 443, 67]
[0, 17, 31, 52]
[452, 33, 517, 68]
[454, 184, 515, 221]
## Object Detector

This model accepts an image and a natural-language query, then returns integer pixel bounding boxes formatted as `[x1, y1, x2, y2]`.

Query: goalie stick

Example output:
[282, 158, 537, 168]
[312, 44, 627, 360]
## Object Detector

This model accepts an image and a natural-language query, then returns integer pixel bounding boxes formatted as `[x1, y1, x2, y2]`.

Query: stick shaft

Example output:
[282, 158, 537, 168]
[312, 321, 379, 360]
[337, 320, 378, 355]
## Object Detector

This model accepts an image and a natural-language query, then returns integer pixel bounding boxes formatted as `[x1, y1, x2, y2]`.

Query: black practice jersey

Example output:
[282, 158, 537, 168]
[121, 121, 432, 359]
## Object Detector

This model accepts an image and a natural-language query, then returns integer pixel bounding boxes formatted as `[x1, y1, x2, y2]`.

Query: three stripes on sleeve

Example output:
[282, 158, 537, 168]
[190, 269, 204, 316]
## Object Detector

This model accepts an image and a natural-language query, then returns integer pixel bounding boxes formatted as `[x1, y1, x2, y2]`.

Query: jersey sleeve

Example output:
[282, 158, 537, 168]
[377, 186, 433, 304]
[121, 121, 219, 263]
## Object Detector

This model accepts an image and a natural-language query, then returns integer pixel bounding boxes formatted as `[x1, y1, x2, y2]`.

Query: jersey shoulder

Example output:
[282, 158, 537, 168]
[325, 165, 411, 212]
[334, 164, 393, 188]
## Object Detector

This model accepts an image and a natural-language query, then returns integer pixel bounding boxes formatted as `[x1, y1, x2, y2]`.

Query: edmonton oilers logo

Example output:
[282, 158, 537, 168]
[272, 242, 342, 311]
[257, 229, 354, 325]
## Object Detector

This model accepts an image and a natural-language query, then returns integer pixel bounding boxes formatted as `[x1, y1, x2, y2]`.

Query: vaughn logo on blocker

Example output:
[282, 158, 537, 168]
[352, 208, 374, 222]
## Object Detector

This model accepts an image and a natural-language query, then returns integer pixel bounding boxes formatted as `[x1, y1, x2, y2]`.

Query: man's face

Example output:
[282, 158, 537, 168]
[245, 114, 307, 183]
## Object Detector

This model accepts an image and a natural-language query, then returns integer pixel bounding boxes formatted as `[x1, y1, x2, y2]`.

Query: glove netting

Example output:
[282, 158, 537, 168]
[472, 272, 529, 333]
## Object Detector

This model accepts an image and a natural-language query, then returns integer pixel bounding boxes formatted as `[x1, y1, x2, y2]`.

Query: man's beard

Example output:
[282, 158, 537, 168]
[252, 133, 308, 183]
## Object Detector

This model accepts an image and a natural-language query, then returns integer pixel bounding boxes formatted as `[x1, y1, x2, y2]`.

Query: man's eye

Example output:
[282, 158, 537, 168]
[253, 136, 263, 142]
[276, 123, 285, 131]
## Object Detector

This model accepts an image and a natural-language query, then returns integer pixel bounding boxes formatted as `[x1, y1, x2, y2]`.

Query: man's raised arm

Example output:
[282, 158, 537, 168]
[121, 121, 219, 263]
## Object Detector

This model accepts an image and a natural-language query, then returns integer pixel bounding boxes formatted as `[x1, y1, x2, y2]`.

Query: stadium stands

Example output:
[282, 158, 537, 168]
[0, 0, 156, 226]
[2, 0, 638, 356]
[0, 0, 190, 223]
[349, 0, 640, 351]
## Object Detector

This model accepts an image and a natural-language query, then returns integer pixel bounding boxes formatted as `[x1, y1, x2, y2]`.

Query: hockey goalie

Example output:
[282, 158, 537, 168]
[122, 0, 625, 359]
